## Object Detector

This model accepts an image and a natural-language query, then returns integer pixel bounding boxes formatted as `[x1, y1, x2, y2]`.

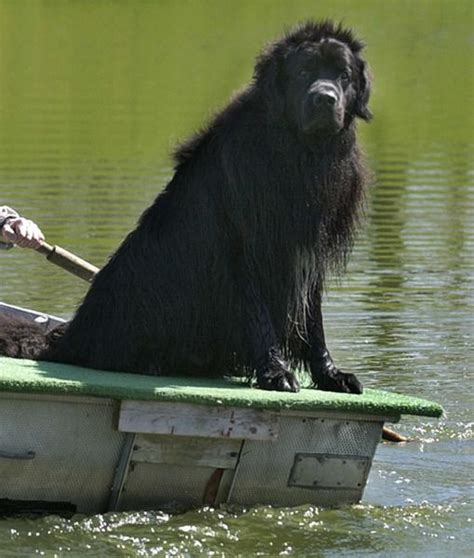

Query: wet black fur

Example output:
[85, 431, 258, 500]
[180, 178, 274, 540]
[0, 21, 372, 393]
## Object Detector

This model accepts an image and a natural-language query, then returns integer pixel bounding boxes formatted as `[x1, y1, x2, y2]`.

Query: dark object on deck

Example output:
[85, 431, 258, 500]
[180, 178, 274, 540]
[1, 20, 372, 395]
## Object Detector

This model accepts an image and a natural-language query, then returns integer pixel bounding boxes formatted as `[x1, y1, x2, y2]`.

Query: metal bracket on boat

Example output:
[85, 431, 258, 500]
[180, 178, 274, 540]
[0, 450, 36, 460]
[288, 453, 371, 490]
[107, 433, 136, 511]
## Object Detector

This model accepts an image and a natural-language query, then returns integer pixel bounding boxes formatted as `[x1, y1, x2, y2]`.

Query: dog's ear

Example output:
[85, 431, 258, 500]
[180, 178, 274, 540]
[254, 49, 286, 116]
[354, 58, 372, 121]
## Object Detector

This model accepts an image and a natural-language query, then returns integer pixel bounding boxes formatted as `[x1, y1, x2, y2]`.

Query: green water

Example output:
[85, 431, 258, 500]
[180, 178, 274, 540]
[0, 0, 472, 556]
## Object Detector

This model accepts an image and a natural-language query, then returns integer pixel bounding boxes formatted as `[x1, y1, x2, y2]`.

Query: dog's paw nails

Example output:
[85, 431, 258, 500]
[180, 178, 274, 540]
[279, 378, 293, 392]
[343, 373, 363, 394]
[316, 370, 363, 395]
[258, 370, 300, 393]
[280, 373, 300, 393]
[287, 374, 300, 392]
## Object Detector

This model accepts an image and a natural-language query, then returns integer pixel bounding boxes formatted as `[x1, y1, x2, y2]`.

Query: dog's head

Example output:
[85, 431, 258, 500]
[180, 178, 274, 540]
[255, 21, 372, 136]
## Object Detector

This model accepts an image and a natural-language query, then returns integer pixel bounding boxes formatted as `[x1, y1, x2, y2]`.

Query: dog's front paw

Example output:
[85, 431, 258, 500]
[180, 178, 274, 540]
[316, 369, 363, 394]
[257, 368, 300, 392]
[256, 348, 300, 392]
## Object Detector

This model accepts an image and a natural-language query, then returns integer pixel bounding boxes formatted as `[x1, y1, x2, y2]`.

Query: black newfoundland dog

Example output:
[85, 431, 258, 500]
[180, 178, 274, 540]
[1, 20, 372, 394]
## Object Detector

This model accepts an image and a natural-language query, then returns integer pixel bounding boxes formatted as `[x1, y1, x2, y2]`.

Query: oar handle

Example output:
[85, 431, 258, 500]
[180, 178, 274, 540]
[382, 426, 410, 443]
[36, 241, 99, 283]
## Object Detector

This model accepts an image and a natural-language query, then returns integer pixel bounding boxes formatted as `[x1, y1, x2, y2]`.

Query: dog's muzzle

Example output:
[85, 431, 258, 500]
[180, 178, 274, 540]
[309, 81, 341, 110]
[302, 80, 344, 134]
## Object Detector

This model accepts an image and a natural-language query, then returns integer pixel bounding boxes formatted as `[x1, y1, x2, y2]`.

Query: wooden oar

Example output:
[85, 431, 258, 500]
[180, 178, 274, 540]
[35, 240, 409, 442]
[382, 426, 410, 442]
[36, 241, 98, 283]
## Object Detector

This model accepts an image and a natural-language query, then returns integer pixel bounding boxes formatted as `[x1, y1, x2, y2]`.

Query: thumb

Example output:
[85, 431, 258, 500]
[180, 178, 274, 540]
[1, 222, 16, 243]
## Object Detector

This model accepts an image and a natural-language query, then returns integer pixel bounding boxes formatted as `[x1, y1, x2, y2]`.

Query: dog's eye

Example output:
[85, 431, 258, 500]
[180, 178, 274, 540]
[299, 70, 310, 78]
[340, 70, 351, 82]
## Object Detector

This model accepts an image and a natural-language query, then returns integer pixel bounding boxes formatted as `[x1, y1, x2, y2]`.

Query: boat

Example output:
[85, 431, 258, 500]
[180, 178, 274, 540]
[0, 302, 443, 515]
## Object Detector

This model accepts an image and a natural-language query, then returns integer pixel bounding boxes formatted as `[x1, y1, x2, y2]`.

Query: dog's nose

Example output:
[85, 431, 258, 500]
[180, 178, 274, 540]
[313, 91, 337, 107]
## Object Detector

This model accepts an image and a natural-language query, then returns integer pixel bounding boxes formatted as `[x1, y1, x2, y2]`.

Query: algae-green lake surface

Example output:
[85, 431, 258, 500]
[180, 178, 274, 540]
[0, 1, 472, 556]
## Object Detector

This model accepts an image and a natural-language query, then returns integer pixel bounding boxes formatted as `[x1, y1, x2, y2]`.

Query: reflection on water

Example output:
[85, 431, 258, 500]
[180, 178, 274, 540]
[0, 0, 472, 556]
[1, 502, 471, 557]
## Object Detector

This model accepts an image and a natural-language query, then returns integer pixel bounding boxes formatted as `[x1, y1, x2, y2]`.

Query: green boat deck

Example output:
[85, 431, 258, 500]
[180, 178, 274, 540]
[0, 356, 443, 418]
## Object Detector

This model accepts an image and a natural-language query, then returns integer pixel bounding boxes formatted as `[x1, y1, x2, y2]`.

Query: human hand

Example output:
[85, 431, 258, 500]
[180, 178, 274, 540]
[1, 217, 45, 249]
